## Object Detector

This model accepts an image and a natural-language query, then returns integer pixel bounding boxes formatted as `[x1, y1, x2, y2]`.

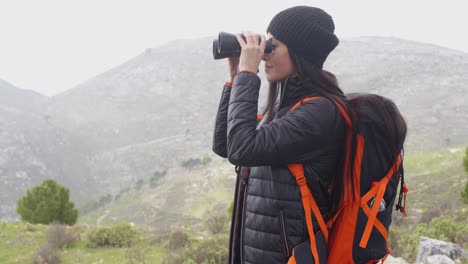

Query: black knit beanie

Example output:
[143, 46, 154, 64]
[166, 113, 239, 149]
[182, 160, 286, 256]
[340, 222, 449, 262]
[267, 6, 339, 68]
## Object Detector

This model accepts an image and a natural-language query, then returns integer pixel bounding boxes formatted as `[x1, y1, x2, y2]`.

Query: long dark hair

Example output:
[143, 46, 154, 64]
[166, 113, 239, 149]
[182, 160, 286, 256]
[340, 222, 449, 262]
[261, 49, 349, 125]
[260, 49, 351, 215]
[260, 49, 407, 217]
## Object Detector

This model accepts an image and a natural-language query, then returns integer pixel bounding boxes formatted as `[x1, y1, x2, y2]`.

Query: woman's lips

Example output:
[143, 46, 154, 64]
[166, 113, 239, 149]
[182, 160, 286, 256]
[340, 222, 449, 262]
[265, 65, 273, 72]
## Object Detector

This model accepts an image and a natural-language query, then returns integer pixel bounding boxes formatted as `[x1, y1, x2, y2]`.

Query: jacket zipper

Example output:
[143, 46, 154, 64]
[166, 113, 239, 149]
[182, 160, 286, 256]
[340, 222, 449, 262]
[280, 211, 290, 259]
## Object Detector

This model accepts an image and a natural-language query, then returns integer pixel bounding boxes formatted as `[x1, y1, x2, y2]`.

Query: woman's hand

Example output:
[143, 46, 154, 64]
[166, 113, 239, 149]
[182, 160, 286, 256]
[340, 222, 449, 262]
[236, 32, 267, 74]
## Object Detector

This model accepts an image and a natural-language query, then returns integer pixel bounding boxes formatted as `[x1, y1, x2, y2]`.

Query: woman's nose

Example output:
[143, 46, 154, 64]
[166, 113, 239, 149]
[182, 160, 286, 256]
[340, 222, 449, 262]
[262, 53, 270, 61]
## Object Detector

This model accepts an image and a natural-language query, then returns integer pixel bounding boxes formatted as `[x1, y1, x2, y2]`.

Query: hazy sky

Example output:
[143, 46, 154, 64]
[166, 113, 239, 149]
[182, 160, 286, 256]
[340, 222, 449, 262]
[1, 0, 467, 96]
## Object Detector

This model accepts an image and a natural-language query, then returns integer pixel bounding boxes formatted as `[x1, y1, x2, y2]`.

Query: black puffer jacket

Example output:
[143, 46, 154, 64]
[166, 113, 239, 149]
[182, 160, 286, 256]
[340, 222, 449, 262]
[213, 72, 345, 264]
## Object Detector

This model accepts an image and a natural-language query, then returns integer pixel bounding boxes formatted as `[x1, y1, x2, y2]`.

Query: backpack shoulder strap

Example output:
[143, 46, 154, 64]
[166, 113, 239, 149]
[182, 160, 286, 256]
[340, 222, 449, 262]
[287, 96, 352, 128]
[287, 96, 322, 113]
[288, 163, 327, 264]
[286, 96, 331, 264]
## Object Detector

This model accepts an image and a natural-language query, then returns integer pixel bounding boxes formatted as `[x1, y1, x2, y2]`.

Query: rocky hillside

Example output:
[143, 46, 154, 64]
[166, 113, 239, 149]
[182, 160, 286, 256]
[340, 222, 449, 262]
[327, 37, 468, 149]
[1, 36, 467, 220]
[45, 38, 226, 152]
[0, 80, 95, 220]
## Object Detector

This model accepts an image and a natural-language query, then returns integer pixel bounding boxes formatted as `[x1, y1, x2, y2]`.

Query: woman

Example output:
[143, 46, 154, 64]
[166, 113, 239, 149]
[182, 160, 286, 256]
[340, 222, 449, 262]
[213, 6, 347, 264]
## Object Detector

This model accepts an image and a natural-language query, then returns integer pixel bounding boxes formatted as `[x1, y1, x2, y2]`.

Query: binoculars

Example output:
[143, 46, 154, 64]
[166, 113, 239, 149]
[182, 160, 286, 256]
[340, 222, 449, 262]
[212, 32, 273, 60]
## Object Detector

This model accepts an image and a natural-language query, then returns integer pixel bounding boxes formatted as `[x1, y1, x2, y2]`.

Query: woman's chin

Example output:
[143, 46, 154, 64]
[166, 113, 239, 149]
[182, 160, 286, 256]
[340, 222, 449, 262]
[265, 73, 278, 82]
[266, 75, 285, 83]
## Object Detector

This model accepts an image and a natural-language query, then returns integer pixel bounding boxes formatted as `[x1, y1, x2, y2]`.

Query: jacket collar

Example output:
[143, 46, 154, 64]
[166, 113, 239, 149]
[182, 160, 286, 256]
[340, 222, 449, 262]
[275, 76, 320, 118]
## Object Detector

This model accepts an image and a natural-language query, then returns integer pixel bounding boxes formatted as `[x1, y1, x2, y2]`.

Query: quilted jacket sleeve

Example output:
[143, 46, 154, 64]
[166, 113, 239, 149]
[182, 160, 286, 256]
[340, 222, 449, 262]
[212, 84, 232, 158]
[227, 72, 341, 167]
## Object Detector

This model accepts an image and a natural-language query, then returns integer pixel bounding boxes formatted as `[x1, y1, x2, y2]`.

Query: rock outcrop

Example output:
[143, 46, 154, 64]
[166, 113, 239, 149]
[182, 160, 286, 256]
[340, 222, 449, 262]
[416, 236, 465, 263]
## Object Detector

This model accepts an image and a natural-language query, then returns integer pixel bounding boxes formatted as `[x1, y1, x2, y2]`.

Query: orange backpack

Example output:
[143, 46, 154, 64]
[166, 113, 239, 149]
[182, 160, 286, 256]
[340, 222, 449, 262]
[285, 95, 408, 264]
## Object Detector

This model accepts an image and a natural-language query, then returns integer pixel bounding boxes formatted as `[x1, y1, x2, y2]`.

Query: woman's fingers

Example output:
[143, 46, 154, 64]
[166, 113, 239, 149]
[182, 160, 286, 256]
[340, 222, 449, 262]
[235, 33, 246, 47]
[244, 31, 257, 45]
[259, 35, 267, 51]
[236, 31, 266, 73]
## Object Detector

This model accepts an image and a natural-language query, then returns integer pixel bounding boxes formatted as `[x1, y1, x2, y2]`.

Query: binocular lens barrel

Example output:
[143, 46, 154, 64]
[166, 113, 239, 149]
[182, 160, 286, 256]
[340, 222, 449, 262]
[213, 32, 272, 60]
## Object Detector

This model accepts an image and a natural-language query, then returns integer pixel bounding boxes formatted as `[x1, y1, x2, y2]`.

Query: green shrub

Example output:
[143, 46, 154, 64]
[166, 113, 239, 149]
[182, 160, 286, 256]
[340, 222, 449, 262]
[462, 182, 468, 204]
[17, 179, 78, 225]
[166, 230, 189, 251]
[46, 223, 79, 248]
[88, 223, 140, 248]
[124, 243, 147, 264]
[186, 234, 228, 264]
[463, 147, 468, 204]
[182, 259, 197, 264]
[150, 170, 167, 188]
[205, 212, 228, 235]
[399, 215, 468, 261]
[201, 155, 212, 165]
[163, 233, 228, 264]
[463, 146, 468, 173]
[180, 158, 202, 169]
[180, 156, 212, 169]
[227, 201, 234, 216]
[80, 194, 113, 214]
[34, 243, 61, 264]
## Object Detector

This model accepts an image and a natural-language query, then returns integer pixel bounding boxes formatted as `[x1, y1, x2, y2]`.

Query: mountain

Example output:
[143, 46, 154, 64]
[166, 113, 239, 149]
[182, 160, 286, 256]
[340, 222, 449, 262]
[47, 36, 468, 153]
[46, 38, 227, 152]
[1, 36, 467, 221]
[326, 37, 468, 149]
[0, 79, 47, 112]
[0, 80, 95, 220]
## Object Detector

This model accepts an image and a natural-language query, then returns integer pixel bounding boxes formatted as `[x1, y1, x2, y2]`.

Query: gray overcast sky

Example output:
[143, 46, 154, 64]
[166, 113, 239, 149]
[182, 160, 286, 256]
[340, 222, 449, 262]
[1, 0, 467, 96]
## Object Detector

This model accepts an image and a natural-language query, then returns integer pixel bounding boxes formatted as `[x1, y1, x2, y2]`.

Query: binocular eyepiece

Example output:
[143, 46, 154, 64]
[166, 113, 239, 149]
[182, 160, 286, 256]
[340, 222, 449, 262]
[212, 32, 273, 60]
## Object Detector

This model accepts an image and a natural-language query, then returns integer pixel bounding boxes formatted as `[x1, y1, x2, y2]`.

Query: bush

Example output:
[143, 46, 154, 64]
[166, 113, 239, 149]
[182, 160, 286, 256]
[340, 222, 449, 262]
[419, 200, 451, 223]
[463, 146, 468, 173]
[148, 227, 171, 245]
[201, 156, 212, 165]
[163, 233, 228, 264]
[167, 230, 189, 252]
[399, 215, 468, 261]
[25, 223, 39, 232]
[462, 182, 468, 204]
[463, 147, 468, 204]
[180, 156, 212, 169]
[135, 179, 144, 190]
[150, 170, 167, 188]
[205, 213, 228, 235]
[114, 187, 131, 201]
[227, 201, 234, 216]
[80, 200, 100, 214]
[180, 158, 202, 169]
[185, 234, 228, 264]
[17, 179, 78, 225]
[80, 194, 113, 214]
[124, 244, 147, 264]
[46, 223, 79, 248]
[88, 223, 140, 248]
[34, 243, 61, 264]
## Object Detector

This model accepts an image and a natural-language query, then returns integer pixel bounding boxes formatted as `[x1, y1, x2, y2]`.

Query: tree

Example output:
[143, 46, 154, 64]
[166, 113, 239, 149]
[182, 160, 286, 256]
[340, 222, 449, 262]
[17, 179, 78, 225]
